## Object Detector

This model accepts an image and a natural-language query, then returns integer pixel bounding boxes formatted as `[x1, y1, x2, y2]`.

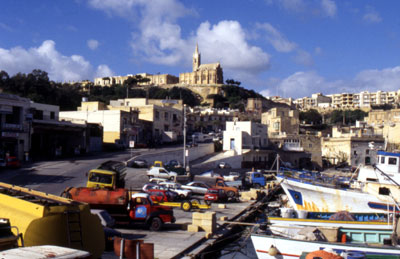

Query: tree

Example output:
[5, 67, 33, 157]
[300, 109, 322, 125]
[225, 79, 241, 86]
[124, 75, 150, 98]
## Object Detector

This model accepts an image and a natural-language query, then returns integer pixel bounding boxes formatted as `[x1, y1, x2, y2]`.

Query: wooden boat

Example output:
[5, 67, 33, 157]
[251, 233, 400, 259]
[276, 151, 400, 213]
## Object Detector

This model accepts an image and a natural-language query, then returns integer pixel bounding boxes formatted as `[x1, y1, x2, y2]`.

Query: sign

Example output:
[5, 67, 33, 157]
[129, 141, 135, 148]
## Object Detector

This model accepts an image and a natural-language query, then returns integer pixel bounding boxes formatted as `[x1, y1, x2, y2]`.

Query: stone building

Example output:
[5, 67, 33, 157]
[179, 45, 223, 85]
[321, 123, 385, 167]
[365, 108, 400, 148]
[94, 73, 178, 87]
[261, 107, 299, 137]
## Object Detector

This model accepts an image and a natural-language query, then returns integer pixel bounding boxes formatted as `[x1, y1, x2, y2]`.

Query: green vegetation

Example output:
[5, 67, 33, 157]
[328, 109, 368, 125]
[207, 80, 265, 111]
[300, 109, 322, 125]
[0, 69, 201, 110]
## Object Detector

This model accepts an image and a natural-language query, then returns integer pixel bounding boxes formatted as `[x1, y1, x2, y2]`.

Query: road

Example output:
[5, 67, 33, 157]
[0, 146, 186, 195]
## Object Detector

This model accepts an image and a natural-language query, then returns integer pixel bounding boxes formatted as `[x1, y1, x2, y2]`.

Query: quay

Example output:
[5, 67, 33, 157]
[101, 166, 279, 258]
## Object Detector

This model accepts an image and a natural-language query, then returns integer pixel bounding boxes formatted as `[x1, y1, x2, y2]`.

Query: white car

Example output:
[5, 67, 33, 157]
[146, 167, 178, 181]
[149, 178, 168, 184]
[159, 182, 192, 198]
[181, 181, 211, 195]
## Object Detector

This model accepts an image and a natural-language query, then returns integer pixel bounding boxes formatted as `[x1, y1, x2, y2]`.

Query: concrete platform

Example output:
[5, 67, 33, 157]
[102, 199, 254, 258]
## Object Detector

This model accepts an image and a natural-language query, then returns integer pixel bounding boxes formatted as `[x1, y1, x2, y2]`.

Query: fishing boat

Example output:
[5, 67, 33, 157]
[251, 233, 400, 259]
[276, 150, 400, 213]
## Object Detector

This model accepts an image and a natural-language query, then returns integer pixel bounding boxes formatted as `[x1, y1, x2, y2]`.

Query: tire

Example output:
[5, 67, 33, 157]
[181, 201, 192, 212]
[227, 191, 235, 198]
[253, 183, 261, 189]
[205, 200, 212, 206]
[149, 217, 163, 231]
[179, 194, 185, 199]
[169, 177, 174, 181]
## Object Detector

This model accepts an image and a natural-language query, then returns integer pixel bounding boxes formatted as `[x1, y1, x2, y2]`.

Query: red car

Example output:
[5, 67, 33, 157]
[204, 188, 227, 205]
[6, 157, 20, 168]
[145, 189, 177, 203]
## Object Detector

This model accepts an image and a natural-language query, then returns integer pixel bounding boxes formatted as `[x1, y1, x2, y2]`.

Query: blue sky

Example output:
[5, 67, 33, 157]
[0, 0, 399, 99]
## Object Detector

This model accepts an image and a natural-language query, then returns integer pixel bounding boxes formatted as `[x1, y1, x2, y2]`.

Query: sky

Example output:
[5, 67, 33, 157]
[0, 0, 400, 99]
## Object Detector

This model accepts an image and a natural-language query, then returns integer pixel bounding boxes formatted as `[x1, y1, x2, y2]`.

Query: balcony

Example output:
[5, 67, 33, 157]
[2, 123, 23, 131]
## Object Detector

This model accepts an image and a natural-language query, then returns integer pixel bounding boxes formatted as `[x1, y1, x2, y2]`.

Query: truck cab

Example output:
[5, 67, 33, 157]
[128, 193, 175, 231]
[87, 169, 117, 189]
[244, 171, 266, 188]
[86, 161, 127, 189]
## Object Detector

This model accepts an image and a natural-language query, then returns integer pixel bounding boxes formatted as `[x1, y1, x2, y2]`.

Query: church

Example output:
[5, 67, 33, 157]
[179, 45, 224, 85]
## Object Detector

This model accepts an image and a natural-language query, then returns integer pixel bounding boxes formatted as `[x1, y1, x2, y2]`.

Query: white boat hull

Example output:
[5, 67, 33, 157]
[269, 217, 394, 230]
[251, 234, 400, 259]
[277, 176, 397, 213]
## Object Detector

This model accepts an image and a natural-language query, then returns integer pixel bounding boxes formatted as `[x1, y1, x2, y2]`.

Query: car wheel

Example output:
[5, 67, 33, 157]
[169, 177, 174, 181]
[179, 194, 185, 199]
[227, 191, 235, 198]
[181, 201, 192, 212]
[205, 200, 212, 206]
[149, 217, 163, 231]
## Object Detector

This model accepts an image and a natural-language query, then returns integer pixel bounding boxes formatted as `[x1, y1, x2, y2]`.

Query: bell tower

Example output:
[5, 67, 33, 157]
[192, 44, 201, 72]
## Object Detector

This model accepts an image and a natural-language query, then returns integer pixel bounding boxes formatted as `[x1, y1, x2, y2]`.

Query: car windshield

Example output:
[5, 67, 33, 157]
[208, 189, 218, 194]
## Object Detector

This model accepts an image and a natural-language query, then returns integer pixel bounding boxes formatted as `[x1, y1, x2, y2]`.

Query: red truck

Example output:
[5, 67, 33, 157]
[61, 187, 175, 231]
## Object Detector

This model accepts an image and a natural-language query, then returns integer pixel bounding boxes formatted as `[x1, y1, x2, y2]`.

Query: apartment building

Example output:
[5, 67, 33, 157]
[94, 73, 179, 87]
[294, 93, 331, 110]
[108, 98, 183, 144]
[261, 107, 299, 137]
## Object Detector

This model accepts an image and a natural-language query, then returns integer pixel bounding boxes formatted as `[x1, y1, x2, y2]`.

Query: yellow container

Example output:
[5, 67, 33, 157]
[0, 182, 105, 258]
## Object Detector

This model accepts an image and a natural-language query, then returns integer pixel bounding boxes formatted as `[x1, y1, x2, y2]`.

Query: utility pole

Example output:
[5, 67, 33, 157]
[183, 104, 187, 171]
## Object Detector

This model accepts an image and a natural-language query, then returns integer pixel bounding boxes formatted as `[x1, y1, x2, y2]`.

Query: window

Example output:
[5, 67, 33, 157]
[353, 151, 357, 155]
[165, 112, 168, 120]
[50, 111, 55, 120]
[155, 111, 160, 120]
[366, 149, 370, 155]
[309, 144, 312, 148]
[381, 156, 385, 164]
[388, 157, 397, 165]
[6, 106, 21, 124]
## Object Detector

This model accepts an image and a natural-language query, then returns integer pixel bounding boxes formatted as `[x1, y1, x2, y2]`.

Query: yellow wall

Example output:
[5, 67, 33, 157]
[104, 131, 121, 144]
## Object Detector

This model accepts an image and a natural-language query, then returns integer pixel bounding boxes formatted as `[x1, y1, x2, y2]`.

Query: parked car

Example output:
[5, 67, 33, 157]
[146, 167, 177, 181]
[204, 188, 228, 205]
[217, 162, 231, 169]
[181, 181, 211, 195]
[159, 182, 192, 199]
[130, 159, 148, 168]
[6, 157, 20, 168]
[148, 178, 168, 185]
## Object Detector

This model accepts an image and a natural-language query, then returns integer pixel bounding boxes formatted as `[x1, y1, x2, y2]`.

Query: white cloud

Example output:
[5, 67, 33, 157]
[256, 23, 297, 53]
[262, 66, 400, 99]
[196, 21, 271, 74]
[363, 6, 382, 24]
[95, 64, 114, 78]
[87, 39, 99, 50]
[320, 0, 337, 17]
[0, 40, 113, 82]
[354, 67, 400, 92]
[87, 0, 138, 18]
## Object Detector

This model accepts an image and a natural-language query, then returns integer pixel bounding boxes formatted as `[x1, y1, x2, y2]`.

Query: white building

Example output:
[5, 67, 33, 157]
[223, 121, 268, 155]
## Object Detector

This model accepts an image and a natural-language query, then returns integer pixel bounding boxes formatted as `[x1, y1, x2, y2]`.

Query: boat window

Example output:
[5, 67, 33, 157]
[388, 157, 397, 165]
[365, 157, 371, 165]
[381, 156, 385, 164]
